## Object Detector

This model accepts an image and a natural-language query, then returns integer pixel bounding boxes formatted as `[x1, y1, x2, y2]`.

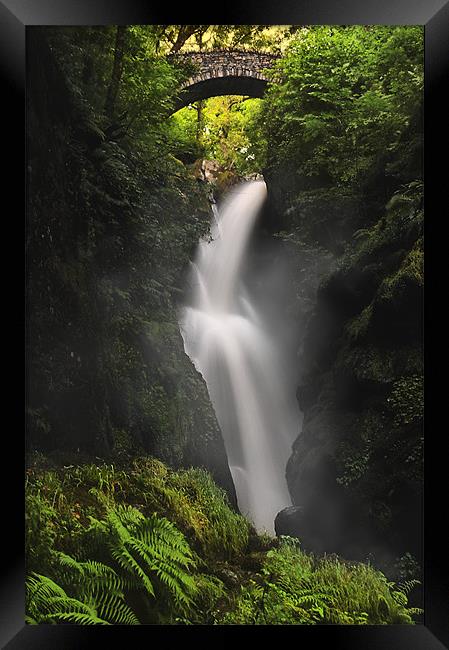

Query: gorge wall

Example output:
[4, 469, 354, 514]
[266, 128, 423, 570]
[26, 31, 236, 503]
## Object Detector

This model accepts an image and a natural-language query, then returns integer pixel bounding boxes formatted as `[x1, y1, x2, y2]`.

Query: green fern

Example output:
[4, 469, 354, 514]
[93, 591, 140, 625]
[27, 552, 140, 625]
[27, 505, 199, 624]
[49, 612, 110, 625]
[391, 579, 423, 617]
[397, 579, 421, 596]
[26, 573, 110, 625]
[103, 505, 198, 608]
[56, 551, 124, 592]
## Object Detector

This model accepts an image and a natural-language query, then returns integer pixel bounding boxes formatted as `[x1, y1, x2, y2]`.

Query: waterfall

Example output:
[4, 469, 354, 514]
[179, 180, 300, 533]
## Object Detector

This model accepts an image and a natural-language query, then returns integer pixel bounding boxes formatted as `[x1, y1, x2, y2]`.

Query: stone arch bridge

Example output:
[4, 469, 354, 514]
[169, 50, 279, 112]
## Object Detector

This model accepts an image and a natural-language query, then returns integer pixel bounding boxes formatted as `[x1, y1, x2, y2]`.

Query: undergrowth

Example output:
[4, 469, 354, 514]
[25, 455, 422, 625]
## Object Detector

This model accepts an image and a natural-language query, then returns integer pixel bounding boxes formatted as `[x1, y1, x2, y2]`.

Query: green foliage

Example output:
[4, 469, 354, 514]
[171, 96, 266, 174]
[26, 500, 198, 624]
[26, 458, 248, 581]
[91, 505, 198, 607]
[52, 552, 140, 624]
[112, 460, 250, 559]
[167, 468, 250, 558]
[25, 461, 239, 624]
[26, 567, 137, 625]
[220, 537, 420, 625]
[184, 573, 227, 624]
[25, 469, 88, 573]
[27, 573, 109, 625]
[152, 25, 292, 55]
[25, 492, 58, 576]
[26, 458, 422, 625]
[261, 26, 423, 189]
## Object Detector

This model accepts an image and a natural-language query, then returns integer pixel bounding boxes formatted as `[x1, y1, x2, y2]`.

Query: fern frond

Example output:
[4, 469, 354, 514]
[81, 561, 125, 594]
[25, 615, 38, 625]
[27, 557, 142, 625]
[106, 504, 197, 608]
[26, 573, 68, 620]
[110, 544, 155, 597]
[48, 611, 110, 625]
[95, 592, 140, 624]
[392, 590, 408, 606]
[29, 503, 199, 623]
[54, 551, 126, 598]
[407, 607, 424, 616]
[27, 573, 67, 601]
[397, 579, 421, 596]
[43, 596, 96, 615]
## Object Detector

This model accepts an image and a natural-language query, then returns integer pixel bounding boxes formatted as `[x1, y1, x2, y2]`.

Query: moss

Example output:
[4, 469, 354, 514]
[387, 375, 423, 428]
[346, 304, 374, 341]
[214, 170, 242, 197]
[336, 344, 396, 386]
[377, 237, 423, 305]
[336, 410, 387, 488]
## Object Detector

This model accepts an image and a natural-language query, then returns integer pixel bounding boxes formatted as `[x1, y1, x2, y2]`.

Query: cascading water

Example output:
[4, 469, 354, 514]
[179, 180, 300, 532]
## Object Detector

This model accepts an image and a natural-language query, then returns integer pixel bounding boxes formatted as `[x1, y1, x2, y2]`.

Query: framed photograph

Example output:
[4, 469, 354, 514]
[1, 0, 447, 647]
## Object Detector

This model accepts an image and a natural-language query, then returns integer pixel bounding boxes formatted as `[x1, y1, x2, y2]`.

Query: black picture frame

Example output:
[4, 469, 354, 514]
[1, 1, 447, 647]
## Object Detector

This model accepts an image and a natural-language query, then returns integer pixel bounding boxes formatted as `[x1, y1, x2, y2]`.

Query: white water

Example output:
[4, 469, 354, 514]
[179, 181, 300, 532]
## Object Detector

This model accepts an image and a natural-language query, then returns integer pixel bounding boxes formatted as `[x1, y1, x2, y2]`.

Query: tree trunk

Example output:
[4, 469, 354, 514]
[104, 26, 127, 119]
[170, 26, 198, 53]
[195, 100, 205, 143]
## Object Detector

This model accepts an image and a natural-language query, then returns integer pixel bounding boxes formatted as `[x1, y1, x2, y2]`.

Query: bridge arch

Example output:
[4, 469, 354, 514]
[169, 50, 279, 113]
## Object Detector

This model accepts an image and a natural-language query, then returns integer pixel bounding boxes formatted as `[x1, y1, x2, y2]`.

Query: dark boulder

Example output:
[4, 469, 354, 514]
[275, 500, 349, 557]
[274, 506, 305, 538]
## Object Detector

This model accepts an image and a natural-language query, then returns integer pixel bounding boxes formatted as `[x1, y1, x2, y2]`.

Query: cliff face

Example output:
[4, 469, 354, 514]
[26, 32, 236, 503]
[290, 189, 422, 562]
[266, 159, 423, 569]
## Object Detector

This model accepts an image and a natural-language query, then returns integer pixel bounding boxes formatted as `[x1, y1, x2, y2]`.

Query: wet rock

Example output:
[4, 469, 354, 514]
[274, 506, 305, 538]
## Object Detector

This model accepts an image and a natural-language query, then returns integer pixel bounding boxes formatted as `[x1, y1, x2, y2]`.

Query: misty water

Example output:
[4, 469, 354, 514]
[179, 181, 301, 532]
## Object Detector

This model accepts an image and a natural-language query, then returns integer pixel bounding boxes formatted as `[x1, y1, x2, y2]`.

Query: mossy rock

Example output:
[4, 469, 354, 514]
[335, 344, 396, 388]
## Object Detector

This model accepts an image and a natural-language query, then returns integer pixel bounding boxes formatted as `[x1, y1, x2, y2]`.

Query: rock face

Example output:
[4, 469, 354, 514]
[190, 158, 221, 183]
[189, 158, 243, 199]
[264, 136, 423, 569]
[137, 320, 237, 503]
[26, 31, 236, 504]
[283, 187, 423, 565]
